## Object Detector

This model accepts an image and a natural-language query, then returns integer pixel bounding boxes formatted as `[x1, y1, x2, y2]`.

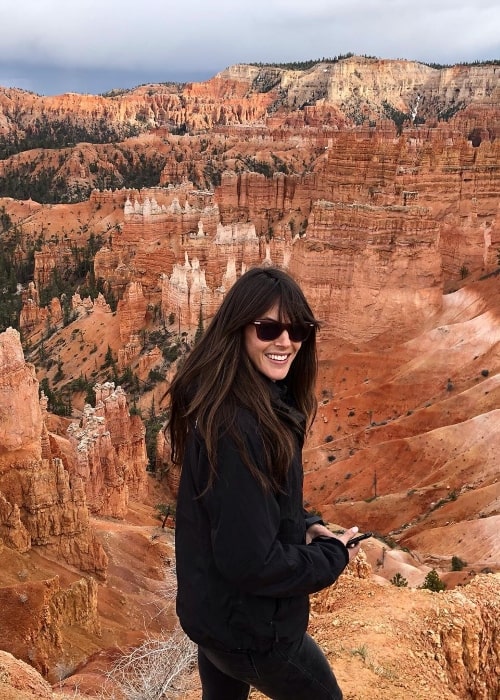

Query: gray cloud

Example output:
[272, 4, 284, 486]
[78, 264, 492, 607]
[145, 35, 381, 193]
[1, 0, 498, 94]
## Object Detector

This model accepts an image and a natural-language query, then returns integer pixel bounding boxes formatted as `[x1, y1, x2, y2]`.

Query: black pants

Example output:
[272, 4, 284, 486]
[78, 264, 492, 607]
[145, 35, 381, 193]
[198, 633, 343, 700]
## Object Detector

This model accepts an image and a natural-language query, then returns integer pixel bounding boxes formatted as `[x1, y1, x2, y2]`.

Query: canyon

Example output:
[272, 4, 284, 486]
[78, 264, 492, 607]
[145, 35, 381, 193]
[0, 55, 498, 698]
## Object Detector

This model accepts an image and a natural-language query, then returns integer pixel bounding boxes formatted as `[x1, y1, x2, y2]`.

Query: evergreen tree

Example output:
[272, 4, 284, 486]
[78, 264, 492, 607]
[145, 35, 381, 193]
[421, 569, 446, 592]
[390, 572, 408, 587]
[194, 307, 204, 345]
[104, 345, 114, 368]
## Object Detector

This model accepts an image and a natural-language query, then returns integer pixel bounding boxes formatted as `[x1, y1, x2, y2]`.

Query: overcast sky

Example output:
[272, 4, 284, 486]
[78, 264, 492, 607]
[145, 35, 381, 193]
[1, 0, 498, 95]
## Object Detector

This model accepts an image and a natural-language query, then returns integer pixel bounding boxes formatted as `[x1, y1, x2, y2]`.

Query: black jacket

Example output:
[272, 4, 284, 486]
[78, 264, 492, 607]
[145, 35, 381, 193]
[175, 381, 349, 652]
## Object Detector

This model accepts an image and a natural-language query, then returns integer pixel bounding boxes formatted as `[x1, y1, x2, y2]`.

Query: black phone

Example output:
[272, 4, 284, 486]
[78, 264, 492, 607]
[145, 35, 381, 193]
[347, 532, 373, 548]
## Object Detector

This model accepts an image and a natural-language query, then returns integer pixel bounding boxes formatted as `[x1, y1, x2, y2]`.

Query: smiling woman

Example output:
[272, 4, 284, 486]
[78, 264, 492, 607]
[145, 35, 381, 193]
[166, 266, 360, 700]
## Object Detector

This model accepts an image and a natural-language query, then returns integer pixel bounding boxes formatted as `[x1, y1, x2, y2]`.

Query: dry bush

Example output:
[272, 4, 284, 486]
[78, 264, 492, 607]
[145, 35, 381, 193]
[101, 626, 197, 700]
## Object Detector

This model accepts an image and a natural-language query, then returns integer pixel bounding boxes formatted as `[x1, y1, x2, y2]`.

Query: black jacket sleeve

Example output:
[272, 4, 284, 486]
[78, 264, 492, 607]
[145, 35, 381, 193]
[199, 424, 349, 598]
[304, 512, 325, 529]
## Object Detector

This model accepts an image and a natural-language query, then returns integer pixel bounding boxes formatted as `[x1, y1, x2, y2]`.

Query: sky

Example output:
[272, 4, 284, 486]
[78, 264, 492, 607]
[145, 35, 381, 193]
[1, 0, 499, 96]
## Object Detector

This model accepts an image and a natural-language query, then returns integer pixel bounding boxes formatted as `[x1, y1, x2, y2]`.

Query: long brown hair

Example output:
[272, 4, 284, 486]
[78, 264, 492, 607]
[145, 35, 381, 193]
[166, 266, 319, 491]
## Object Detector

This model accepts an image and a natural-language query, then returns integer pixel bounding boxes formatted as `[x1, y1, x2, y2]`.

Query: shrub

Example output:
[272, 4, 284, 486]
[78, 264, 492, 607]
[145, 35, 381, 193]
[103, 345, 114, 368]
[105, 626, 196, 699]
[390, 572, 408, 587]
[163, 344, 180, 363]
[421, 569, 446, 592]
[377, 534, 398, 549]
[155, 503, 176, 521]
[148, 368, 165, 384]
[145, 411, 168, 468]
[350, 644, 368, 662]
[451, 556, 467, 571]
[460, 264, 469, 279]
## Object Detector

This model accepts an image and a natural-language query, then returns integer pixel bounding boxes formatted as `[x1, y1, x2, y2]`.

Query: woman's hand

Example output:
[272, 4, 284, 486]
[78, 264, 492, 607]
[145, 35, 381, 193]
[305, 522, 335, 544]
[306, 524, 361, 562]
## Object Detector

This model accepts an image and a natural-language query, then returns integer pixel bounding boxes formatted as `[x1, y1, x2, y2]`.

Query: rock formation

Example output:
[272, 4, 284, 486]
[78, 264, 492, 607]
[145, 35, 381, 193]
[0, 575, 100, 679]
[67, 382, 148, 517]
[57, 557, 500, 700]
[3, 57, 498, 350]
[19, 282, 63, 337]
[89, 124, 498, 345]
[0, 328, 107, 575]
[117, 281, 148, 344]
[0, 651, 55, 698]
[0, 328, 110, 679]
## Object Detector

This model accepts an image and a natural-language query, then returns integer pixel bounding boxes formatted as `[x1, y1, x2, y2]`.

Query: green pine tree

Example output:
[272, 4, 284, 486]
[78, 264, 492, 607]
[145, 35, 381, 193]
[390, 572, 408, 587]
[194, 307, 204, 345]
[421, 569, 446, 592]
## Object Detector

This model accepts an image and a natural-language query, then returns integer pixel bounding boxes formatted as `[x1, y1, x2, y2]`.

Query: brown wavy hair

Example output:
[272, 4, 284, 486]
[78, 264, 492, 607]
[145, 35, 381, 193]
[166, 266, 319, 491]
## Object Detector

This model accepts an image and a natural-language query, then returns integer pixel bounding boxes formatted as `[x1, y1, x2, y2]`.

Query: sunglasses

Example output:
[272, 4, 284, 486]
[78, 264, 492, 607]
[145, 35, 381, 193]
[251, 320, 316, 343]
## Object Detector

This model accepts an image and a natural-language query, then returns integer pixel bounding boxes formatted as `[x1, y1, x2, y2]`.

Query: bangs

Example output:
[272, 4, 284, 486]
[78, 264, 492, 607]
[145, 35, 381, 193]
[274, 285, 318, 327]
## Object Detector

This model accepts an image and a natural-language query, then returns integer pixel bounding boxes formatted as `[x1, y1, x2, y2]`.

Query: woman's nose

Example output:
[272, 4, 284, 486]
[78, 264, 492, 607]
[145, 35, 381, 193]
[274, 329, 291, 345]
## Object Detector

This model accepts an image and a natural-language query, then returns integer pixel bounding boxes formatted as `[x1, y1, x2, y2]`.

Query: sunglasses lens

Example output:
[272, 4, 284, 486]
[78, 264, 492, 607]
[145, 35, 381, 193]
[289, 324, 313, 342]
[255, 322, 282, 341]
[253, 322, 313, 342]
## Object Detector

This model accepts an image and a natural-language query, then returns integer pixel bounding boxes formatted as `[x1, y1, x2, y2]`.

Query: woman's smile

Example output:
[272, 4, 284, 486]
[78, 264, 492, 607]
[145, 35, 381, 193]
[265, 352, 290, 362]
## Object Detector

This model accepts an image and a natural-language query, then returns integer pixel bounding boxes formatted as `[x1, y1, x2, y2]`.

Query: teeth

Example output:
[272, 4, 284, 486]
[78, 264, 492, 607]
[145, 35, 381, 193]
[267, 354, 288, 361]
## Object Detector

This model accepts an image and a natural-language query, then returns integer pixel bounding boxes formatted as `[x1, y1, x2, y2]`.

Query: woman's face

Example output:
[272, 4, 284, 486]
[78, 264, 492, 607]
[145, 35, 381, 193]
[244, 303, 302, 382]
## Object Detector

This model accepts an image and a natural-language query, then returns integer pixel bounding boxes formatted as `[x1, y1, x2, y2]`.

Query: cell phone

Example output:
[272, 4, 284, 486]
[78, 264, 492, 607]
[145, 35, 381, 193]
[347, 532, 373, 548]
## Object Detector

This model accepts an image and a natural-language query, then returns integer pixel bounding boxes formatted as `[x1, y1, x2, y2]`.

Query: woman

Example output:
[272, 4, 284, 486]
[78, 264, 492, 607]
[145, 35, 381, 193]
[167, 266, 360, 700]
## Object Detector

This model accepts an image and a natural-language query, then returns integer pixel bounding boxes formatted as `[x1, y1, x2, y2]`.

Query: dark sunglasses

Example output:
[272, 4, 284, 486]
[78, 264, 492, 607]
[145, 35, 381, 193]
[251, 320, 315, 343]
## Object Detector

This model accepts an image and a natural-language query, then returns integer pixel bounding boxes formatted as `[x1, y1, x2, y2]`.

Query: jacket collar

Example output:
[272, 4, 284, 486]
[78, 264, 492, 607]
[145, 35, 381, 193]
[263, 376, 306, 445]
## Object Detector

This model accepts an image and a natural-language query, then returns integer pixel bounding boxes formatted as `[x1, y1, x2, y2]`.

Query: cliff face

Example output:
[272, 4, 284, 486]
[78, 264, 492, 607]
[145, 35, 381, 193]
[218, 58, 500, 121]
[0, 328, 107, 575]
[0, 575, 99, 678]
[0, 327, 146, 568]
[21, 124, 497, 343]
[91, 126, 497, 344]
[4, 60, 498, 349]
[1, 57, 498, 208]
[0, 327, 163, 682]
[0, 329, 108, 677]
[0, 58, 497, 139]
[0, 327, 42, 453]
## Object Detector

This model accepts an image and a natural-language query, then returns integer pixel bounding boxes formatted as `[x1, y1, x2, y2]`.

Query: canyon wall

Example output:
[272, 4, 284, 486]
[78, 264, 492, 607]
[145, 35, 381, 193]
[0, 328, 107, 575]
[0, 328, 106, 675]
[0, 327, 149, 559]
[94, 124, 498, 344]
[0, 575, 99, 678]
[1, 58, 498, 139]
